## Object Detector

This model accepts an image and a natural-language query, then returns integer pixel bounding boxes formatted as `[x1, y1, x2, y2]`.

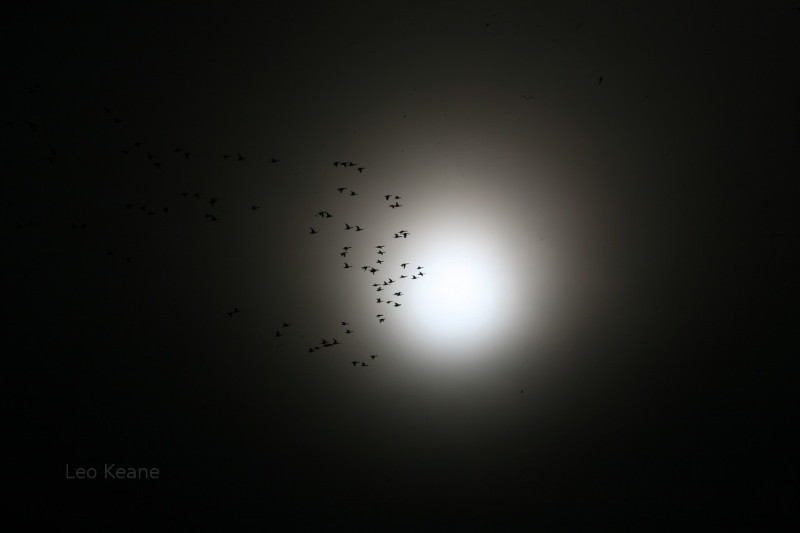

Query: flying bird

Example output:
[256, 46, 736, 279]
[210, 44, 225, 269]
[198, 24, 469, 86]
[310, 227, 318, 234]
[337, 187, 347, 193]
[598, 75, 604, 85]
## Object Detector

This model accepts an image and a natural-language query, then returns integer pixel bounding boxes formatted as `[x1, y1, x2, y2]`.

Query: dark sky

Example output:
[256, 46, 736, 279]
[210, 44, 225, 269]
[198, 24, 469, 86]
[7, 1, 799, 529]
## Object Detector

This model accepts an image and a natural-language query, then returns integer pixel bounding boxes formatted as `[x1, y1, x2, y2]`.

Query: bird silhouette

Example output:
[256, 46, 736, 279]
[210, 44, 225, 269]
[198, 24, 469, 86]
[401, 263, 409, 268]
[357, 167, 365, 173]
[350, 191, 358, 196]
[345, 329, 354, 334]
[281, 322, 290, 327]
[598, 75, 603, 85]
[337, 187, 346, 194]
[237, 153, 245, 161]
[344, 263, 351, 268]
[345, 223, 352, 230]
[355, 226, 364, 231]
[341, 322, 350, 325]
[251, 205, 261, 210]
[351, 361, 359, 367]
[369, 354, 378, 359]
[310, 227, 318, 234]
[270, 158, 280, 163]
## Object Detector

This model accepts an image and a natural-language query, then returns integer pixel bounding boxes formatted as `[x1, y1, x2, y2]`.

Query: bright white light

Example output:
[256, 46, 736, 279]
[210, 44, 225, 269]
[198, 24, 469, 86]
[405, 237, 514, 359]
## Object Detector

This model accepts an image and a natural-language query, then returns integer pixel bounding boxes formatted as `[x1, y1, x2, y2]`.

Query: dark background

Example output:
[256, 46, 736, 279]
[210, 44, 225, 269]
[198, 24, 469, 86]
[5, 1, 798, 529]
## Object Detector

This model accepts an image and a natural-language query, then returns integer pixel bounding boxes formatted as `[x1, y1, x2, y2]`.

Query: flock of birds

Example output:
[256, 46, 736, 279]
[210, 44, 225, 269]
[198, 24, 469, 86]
[271, 173, 428, 368]
[10, 84, 435, 372]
